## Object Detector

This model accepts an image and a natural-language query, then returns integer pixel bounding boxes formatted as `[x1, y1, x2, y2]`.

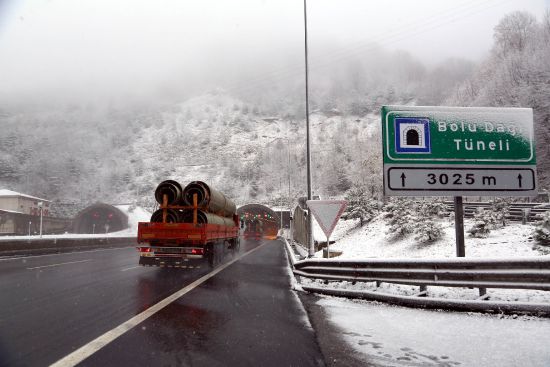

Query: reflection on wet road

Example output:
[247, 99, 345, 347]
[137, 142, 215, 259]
[0, 237, 324, 367]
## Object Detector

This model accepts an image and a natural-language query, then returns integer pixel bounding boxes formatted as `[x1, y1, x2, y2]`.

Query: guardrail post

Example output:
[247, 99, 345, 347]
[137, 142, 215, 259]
[375, 281, 381, 288]
[478, 287, 490, 300]
[417, 285, 428, 297]
[522, 208, 531, 224]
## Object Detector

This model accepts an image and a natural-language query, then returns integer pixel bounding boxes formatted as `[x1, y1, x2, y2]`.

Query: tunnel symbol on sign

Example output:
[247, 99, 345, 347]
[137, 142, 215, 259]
[395, 117, 431, 153]
[405, 128, 421, 146]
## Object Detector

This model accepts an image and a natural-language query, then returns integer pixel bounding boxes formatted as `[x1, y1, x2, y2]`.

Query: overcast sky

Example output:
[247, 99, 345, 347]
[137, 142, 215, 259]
[0, 0, 548, 105]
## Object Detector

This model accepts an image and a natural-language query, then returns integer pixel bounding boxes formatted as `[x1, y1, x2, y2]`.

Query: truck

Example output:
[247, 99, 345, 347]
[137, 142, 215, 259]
[137, 180, 240, 268]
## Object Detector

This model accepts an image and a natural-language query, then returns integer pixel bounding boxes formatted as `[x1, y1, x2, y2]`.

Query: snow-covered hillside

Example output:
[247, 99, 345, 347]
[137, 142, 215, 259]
[129, 90, 381, 209]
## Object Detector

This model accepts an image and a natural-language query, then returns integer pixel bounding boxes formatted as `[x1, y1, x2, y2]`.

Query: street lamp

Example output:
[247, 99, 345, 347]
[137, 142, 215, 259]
[38, 202, 43, 238]
[279, 177, 283, 233]
[303, 0, 314, 257]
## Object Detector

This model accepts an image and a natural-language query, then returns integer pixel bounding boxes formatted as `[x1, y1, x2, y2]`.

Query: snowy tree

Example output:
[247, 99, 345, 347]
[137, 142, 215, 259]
[493, 11, 537, 57]
[343, 185, 380, 226]
[533, 211, 550, 248]
[325, 159, 352, 196]
[412, 199, 446, 243]
[418, 199, 448, 218]
[490, 198, 511, 227]
[449, 10, 550, 188]
[383, 198, 417, 240]
[383, 198, 446, 243]
[468, 208, 498, 238]
[414, 219, 443, 243]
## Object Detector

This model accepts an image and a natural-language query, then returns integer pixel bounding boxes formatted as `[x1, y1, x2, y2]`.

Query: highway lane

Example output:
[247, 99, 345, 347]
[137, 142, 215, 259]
[78, 238, 324, 367]
[0, 239, 266, 367]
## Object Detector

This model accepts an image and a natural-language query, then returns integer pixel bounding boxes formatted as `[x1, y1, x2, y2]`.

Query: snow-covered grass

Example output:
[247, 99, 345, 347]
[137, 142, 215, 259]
[312, 215, 542, 259]
[300, 214, 550, 302]
[297, 213, 550, 363]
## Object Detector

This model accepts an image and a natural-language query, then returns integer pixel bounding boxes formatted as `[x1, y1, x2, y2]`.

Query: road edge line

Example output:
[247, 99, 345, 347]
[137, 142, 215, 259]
[49, 242, 268, 367]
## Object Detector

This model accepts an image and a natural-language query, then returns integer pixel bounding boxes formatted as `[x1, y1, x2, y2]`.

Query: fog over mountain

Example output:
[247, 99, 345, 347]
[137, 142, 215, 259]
[0, 2, 549, 215]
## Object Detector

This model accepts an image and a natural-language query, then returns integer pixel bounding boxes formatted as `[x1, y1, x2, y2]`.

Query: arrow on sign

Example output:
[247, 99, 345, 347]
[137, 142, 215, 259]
[518, 174, 523, 188]
[400, 173, 406, 187]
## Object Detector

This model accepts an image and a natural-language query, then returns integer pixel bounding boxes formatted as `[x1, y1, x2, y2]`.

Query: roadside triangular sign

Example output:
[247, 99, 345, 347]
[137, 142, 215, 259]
[306, 200, 347, 238]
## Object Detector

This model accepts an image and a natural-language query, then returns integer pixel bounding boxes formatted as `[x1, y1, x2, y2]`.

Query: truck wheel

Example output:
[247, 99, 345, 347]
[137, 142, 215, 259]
[216, 242, 224, 265]
[206, 243, 215, 268]
[234, 237, 241, 253]
[207, 242, 223, 268]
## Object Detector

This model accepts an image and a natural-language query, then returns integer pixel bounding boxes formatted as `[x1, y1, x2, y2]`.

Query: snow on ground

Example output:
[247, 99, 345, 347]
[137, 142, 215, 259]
[300, 214, 550, 302]
[312, 215, 541, 259]
[318, 296, 550, 367]
[297, 213, 550, 364]
[114, 205, 151, 232]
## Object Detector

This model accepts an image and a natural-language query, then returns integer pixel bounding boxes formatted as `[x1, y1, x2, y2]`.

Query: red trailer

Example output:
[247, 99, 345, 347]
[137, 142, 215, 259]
[137, 192, 240, 268]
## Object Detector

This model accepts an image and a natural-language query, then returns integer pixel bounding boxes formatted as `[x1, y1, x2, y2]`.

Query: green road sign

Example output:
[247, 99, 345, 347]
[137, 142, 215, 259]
[381, 106, 537, 196]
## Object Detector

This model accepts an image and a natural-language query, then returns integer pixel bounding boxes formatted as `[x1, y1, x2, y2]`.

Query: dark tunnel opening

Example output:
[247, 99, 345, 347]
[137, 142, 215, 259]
[72, 203, 128, 234]
[237, 204, 279, 240]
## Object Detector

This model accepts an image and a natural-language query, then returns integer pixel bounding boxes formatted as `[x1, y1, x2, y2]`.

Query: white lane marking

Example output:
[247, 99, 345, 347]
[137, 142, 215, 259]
[0, 246, 135, 262]
[26, 259, 92, 270]
[120, 265, 140, 272]
[50, 242, 268, 367]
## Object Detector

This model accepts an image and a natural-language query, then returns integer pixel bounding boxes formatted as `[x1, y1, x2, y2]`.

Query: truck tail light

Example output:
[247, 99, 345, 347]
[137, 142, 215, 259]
[139, 247, 152, 253]
[191, 248, 203, 255]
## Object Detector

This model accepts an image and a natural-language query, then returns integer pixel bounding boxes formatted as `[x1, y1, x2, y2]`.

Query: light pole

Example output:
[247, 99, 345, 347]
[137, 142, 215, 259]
[38, 202, 43, 238]
[92, 223, 96, 235]
[279, 177, 283, 232]
[303, 0, 314, 257]
[28, 221, 31, 237]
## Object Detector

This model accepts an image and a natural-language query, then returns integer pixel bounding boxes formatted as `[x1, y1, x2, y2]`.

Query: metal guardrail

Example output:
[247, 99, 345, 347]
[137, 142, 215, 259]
[443, 201, 550, 222]
[300, 285, 550, 315]
[287, 251, 550, 315]
[293, 258, 550, 291]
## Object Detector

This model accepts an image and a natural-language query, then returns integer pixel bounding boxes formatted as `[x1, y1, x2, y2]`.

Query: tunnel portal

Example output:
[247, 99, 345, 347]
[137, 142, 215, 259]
[72, 203, 128, 234]
[237, 204, 279, 240]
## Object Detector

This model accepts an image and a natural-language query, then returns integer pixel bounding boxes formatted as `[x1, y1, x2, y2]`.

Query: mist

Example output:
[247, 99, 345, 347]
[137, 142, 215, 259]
[0, 0, 546, 107]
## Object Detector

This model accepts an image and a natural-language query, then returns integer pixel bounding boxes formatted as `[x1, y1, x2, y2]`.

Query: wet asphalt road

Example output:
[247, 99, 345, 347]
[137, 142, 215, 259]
[0, 238, 324, 367]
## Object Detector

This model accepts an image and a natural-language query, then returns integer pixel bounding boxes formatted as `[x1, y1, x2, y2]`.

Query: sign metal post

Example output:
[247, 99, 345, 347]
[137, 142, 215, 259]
[454, 196, 465, 257]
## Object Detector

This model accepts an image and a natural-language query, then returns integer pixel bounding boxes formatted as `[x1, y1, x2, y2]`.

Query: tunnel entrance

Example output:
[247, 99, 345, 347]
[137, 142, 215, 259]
[406, 128, 420, 145]
[237, 204, 279, 240]
[72, 203, 128, 234]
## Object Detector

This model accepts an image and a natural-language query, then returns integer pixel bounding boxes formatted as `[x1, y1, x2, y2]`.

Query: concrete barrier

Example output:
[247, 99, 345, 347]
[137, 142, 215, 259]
[0, 237, 137, 256]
